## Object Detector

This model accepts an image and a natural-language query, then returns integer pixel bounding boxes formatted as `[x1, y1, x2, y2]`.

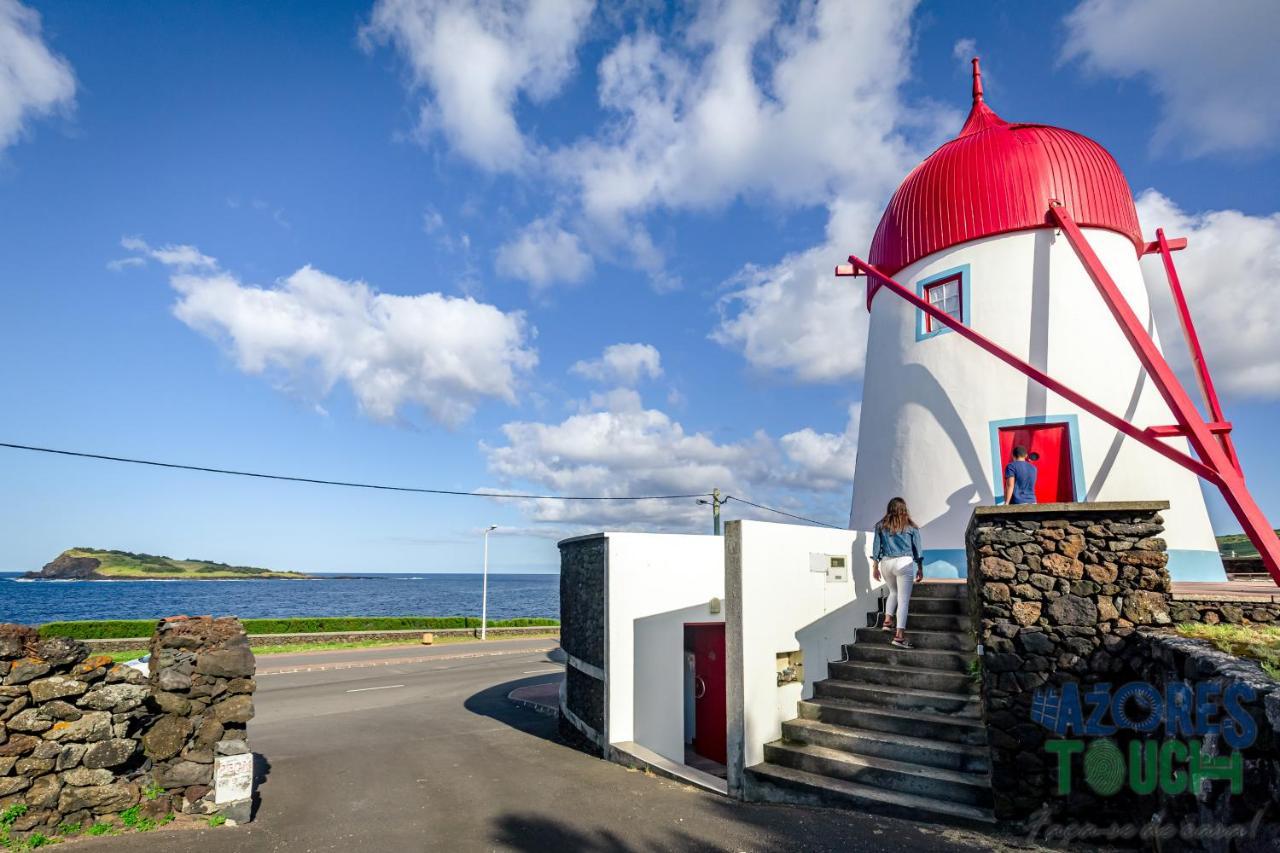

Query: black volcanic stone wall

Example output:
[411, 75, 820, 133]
[966, 502, 1175, 821]
[558, 535, 607, 751]
[559, 536, 605, 670]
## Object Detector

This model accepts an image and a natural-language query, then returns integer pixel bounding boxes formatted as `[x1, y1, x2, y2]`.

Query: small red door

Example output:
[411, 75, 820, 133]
[686, 623, 726, 765]
[999, 423, 1075, 503]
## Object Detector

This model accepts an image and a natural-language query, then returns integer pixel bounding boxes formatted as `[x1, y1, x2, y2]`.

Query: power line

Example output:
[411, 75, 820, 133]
[0, 442, 711, 503]
[722, 495, 842, 529]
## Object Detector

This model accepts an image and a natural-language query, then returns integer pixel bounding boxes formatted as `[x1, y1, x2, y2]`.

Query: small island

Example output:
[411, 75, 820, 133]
[25, 548, 311, 580]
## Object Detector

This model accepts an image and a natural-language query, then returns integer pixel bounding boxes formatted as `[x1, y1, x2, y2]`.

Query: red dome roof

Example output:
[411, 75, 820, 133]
[868, 60, 1143, 276]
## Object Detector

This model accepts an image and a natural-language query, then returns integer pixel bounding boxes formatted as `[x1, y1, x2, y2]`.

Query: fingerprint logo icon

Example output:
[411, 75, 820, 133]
[1084, 738, 1125, 796]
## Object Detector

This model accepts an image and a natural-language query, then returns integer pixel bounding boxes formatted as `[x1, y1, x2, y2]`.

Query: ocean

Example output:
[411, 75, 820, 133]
[0, 572, 560, 625]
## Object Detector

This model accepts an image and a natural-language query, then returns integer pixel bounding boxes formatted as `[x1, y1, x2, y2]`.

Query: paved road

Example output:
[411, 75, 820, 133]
[75, 639, 1044, 853]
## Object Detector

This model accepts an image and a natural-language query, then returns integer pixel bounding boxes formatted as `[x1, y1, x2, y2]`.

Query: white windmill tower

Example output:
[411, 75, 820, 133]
[842, 59, 1241, 582]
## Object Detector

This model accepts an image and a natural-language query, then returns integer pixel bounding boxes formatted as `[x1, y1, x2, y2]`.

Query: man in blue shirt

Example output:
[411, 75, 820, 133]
[1004, 445, 1038, 505]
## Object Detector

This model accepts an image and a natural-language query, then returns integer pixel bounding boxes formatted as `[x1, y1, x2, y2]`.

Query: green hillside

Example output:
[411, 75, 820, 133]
[27, 548, 310, 580]
[1216, 532, 1280, 559]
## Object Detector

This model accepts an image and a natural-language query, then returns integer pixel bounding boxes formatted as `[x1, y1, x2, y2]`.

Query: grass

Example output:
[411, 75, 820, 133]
[59, 548, 309, 580]
[207, 815, 227, 828]
[42, 615, 559, 640]
[104, 630, 562, 662]
[1216, 530, 1280, 559]
[1175, 622, 1280, 679]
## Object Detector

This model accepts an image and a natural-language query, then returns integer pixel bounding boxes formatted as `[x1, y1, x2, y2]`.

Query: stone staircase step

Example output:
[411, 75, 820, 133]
[781, 719, 990, 773]
[842, 643, 973, 673]
[829, 660, 977, 694]
[798, 697, 987, 746]
[909, 582, 967, 600]
[763, 741, 993, 807]
[896, 612, 972, 633]
[746, 762, 996, 826]
[850, 627, 975, 652]
[813, 679, 981, 717]
[903, 596, 966, 615]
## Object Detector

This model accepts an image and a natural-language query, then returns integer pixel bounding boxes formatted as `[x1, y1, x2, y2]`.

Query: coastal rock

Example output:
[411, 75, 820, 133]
[79, 683, 149, 712]
[34, 637, 88, 668]
[195, 646, 255, 680]
[6, 708, 52, 733]
[0, 733, 41, 757]
[61, 766, 114, 786]
[211, 695, 254, 724]
[142, 715, 192, 761]
[29, 675, 89, 703]
[154, 760, 212, 788]
[27, 553, 102, 580]
[4, 659, 51, 685]
[43, 711, 111, 743]
[57, 782, 138, 814]
[83, 738, 137, 769]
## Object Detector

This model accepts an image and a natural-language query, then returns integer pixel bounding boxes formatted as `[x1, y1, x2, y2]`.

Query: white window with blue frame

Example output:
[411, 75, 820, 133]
[915, 264, 971, 341]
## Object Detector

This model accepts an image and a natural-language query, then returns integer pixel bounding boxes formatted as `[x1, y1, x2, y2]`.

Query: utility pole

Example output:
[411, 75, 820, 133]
[699, 489, 724, 535]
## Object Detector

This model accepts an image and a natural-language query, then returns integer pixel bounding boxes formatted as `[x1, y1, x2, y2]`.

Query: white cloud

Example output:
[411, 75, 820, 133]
[362, 0, 594, 171]
[1062, 0, 1280, 156]
[1136, 190, 1280, 399]
[0, 0, 75, 151]
[779, 403, 860, 492]
[713, 198, 880, 382]
[120, 238, 538, 427]
[120, 236, 218, 271]
[570, 342, 662, 385]
[494, 217, 594, 288]
[952, 38, 977, 64]
[483, 394, 858, 531]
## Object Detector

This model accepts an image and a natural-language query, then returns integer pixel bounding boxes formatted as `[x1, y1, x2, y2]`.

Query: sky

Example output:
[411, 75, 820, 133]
[1, 0, 1278, 575]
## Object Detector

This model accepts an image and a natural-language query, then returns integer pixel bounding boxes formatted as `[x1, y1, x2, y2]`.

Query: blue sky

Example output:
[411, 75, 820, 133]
[1, 0, 1277, 575]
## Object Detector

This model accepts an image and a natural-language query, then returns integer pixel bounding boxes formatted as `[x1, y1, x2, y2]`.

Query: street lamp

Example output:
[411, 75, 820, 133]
[481, 525, 497, 640]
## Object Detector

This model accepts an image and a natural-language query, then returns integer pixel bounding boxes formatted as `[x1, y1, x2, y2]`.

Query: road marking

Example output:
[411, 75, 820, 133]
[345, 684, 405, 693]
[522, 669, 563, 674]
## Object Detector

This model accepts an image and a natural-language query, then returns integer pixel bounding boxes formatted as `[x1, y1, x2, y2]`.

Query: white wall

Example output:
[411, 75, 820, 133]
[851, 227, 1220, 578]
[603, 532, 724, 764]
[724, 520, 880, 796]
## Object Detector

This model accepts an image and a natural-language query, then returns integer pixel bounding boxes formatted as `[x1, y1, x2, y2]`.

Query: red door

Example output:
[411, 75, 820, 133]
[999, 423, 1075, 503]
[686, 623, 726, 765]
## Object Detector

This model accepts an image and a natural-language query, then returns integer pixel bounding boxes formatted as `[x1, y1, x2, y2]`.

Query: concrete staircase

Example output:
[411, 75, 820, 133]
[746, 581, 995, 825]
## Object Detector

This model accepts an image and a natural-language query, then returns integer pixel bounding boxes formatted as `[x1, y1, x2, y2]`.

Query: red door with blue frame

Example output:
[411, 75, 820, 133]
[999, 422, 1075, 503]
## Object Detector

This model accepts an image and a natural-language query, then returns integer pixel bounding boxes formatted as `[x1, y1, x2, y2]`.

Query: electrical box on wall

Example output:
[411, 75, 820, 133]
[808, 553, 848, 583]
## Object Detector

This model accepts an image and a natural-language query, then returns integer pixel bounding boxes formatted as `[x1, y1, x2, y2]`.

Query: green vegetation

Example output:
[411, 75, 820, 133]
[1175, 622, 1280, 679]
[43, 615, 558, 640]
[207, 815, 227, 828]
[1216, 530, 1280, 559]
[83, 824, 115, 837]
[142, 782, 164, 801]
[37, 547, 310, 580]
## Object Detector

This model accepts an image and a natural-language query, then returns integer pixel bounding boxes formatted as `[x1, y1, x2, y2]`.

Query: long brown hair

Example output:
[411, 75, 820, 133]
[878, 497, 917, 534]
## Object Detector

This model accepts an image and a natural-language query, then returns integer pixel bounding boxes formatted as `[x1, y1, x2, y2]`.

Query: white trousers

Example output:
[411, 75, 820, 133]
[880, 556, 917, 630]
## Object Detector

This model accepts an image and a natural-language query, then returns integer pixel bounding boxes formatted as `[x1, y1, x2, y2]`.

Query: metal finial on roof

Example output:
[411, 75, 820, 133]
[972, 57, 983, 104]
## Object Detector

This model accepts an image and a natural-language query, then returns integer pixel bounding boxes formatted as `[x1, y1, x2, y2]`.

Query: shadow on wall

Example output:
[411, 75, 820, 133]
[794, 531, 880, 697]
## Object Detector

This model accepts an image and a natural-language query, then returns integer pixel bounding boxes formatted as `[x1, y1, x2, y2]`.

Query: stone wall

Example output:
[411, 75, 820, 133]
[969, 501, 1280, 847]
[1170, 597, 1280, 626]
[967, 501, 1176, 820]
[1124, 631, 1279, 851]
[558, 535, 606, 751]
[0, 616, 255, 842]
[83, 625, 560, 654]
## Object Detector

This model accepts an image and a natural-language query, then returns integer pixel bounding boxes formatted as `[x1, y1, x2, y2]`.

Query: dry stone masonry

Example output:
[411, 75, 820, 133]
[0, 616, 255, 842]
[967, 502, 1279, 849]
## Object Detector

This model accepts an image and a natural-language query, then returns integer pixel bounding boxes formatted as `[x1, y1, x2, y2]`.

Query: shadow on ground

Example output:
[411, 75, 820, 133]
[463, 673, 562, 742]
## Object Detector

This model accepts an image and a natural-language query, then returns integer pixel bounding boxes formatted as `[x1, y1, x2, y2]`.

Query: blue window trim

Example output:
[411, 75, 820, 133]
[988, 414, 1087, 505]
[915, 264, 971, 342]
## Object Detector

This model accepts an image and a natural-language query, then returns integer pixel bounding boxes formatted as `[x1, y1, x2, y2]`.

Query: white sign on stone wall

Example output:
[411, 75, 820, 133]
[214, 753, 253, 804]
